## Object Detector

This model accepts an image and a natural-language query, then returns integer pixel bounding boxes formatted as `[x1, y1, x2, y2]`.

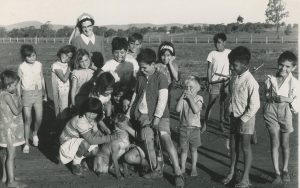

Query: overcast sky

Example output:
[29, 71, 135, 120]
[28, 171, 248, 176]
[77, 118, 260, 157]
[1, 0, 299, 26]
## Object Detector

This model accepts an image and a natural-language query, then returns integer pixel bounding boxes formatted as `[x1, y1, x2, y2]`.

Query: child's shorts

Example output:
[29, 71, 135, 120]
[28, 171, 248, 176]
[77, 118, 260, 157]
[209, 82, 228, 102]
[264, 102, 293, 133]
[22, 90, 43, 107]
[179, 127, 201, 150]
[59, 138, 98, 164]
[134, 113, 171, 141]
[230, 115, 255, 135]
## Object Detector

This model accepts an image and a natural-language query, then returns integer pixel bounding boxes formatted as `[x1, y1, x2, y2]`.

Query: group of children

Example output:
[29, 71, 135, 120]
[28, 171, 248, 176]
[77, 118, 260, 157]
[0, 31, 298, 188]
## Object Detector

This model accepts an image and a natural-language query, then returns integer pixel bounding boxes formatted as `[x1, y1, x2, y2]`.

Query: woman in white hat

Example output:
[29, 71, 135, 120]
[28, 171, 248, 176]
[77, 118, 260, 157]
[70, 13, 105, 69]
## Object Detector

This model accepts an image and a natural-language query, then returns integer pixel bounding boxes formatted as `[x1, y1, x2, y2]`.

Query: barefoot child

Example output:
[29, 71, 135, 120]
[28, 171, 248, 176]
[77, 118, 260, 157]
[175, 76, 203, 176]
[59, 98, 121, 176]
[263, 51, 299, 184]
[0, 70, 27, 187]
[18, 44, 47, 153]
[222, 46, 260, 188]
[204, 33, 231, 132]
[51, 45, 76, 120]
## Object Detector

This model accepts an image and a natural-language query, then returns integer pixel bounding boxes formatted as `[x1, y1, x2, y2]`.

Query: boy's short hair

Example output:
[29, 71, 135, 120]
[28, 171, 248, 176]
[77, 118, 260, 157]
[128, 33, 143, 43]
[228, 46, 251, 66]
[112, 37, 128, 51]
[213, 33, 227, 43]
[93, 72, 115, 95]
[185, 75, 201, 93]
[278, 51, 297, 66]
[57, 45, 76, 58]
[20, 44, 36, 60]
[136, 48, 156, 64]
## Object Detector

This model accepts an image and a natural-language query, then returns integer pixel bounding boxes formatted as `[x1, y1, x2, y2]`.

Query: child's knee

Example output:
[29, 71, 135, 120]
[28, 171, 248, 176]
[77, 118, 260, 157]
[78, 140, 90, 154]
[190, 146, 198, 152]
[181, 147, 189, 154]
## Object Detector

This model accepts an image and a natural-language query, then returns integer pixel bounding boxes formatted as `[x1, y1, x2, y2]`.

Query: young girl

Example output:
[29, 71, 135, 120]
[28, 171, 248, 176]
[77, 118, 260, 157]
[0, 70, 27, 187]
[89, 72, 115, 134]
[70, 49, 94, 110]
[59, 97, 121, 176]
[18, 44, 47, 153]
[263, 51, 299, 184]
[51, 45, 76, 120]
[156, 41, 179, 85]
[175, 76, 203, 176]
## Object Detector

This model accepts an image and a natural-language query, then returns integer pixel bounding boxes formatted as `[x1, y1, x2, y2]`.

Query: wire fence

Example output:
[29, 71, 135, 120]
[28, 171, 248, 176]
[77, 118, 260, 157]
[0, 35, 297, 45]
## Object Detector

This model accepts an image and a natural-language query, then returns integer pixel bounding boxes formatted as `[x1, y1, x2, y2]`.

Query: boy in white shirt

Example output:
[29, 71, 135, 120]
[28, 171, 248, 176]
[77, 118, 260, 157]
[204, 33, 231, 132]
[222, 46, 260, 188]
[263, 51, 299, 184]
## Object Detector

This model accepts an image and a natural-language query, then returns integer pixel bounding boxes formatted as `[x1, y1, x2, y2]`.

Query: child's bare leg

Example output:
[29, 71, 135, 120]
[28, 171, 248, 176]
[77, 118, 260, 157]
[219, 100, 225, 131]
[222, 133, 239, 184]
[268, 128, 281, 175]
[190, 147, 198, 176]
[204, 94, 219, 129]
[1, 153, 6, 183]
[33, 103, 43, 136]
[239, 134, 252, 184]
[180, 148, 188, 174]
[281, 132, 290, 172]
[161, 134, 181, 175]
[23, 107, 33, 146]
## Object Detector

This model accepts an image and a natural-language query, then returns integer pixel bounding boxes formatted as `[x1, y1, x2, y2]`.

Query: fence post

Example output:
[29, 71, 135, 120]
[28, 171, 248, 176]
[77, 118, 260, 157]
[148, 37, 150, 43]
[235, 37, 238, 44]
[266, 36, 268, 44]
[195, 37, 197, 44]
[9, 38, 11, 43]
[281, 36, 283, 44]
[16, 37, 18, 43]
[54, 38, 56, 44]
[207, 37, 209, 43]
[62, 38, 65, 43]
[2, 38, 4, 43]
[171, 37, 173, 43]
[250, 34, 253, 44]
[159, 36, 161, 44]
[24, 38, 25, 43]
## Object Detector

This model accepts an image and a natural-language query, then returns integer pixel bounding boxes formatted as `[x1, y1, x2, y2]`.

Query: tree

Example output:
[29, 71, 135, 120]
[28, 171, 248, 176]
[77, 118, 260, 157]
[237, 15, 244, 24]
[265, 0, 289, 38]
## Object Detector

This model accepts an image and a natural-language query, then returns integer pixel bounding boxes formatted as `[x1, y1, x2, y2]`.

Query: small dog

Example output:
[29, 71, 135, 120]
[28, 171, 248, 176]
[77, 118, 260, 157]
[93, 114, 130, 179]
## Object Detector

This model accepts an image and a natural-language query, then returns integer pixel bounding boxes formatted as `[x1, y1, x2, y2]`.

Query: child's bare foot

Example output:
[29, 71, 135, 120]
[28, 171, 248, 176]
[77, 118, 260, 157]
[1, 177, 6, 183]
[6, 180, 27, 188]
[190, 168, 198, 177]
[221, 173, 234, 185]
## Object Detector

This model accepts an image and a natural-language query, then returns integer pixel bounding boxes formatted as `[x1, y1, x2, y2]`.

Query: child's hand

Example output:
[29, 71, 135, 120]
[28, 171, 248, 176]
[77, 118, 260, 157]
[184, 90, 193, 100]
[168, 56, 176, 64]
[151, 117, 160, 130]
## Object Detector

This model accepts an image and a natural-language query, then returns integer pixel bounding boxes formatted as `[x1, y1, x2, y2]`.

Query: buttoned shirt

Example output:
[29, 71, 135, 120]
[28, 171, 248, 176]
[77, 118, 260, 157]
[229, 70, 260, 122]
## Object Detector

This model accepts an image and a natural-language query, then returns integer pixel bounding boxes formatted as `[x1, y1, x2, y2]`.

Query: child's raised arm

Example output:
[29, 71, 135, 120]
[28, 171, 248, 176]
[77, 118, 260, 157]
[168, 57, 179, 81]
[4, 94, 22, 116]
[53, 66, 71, 83]
[185, 93, 202, 114]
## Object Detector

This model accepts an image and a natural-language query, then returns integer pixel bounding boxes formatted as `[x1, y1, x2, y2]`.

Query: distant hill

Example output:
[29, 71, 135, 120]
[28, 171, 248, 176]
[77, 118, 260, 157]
[4, 21, 207, 31]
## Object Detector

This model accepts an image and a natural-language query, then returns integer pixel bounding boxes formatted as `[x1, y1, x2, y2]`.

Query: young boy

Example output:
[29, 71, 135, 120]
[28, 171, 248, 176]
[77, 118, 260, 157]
[204, 33, 231, 132]
[101, 37, 136, 90]
[263, 51, 299, 184]
[222, 46, 260, 187]
[127, 33, 143, 59]
[124, 48, 184, 187]
[176, 76, 203, 176]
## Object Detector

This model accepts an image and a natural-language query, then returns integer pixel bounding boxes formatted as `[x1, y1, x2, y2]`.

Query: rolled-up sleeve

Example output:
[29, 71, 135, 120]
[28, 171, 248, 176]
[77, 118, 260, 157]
[154, 89, 168, 118]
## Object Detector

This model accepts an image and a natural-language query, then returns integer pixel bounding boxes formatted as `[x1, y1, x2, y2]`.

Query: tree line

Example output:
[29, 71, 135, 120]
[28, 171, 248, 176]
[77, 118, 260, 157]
[0, 22, 297, 38]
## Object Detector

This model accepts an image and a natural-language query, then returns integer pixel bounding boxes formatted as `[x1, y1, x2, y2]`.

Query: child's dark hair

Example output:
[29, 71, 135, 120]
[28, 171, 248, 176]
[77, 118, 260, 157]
[113, 83, 127, 96]
[228, 46, 251, 66]
[78, 97, 103, 120]
[91, 52, 104, 69]
[137, 48, 156, 64]
[114, 113, 127, 124]
[112, 37, 128, 51]
[57, 45, 76, 59]
[213, 33, 227, 43]
[128, 33, 143, 43]
[74, 49, 90, 69]
[92, 72, 115, 95]
[158, 41, 175, 62]
[278, 51, 297, 66]
[20, 44, 36, 60]
[0, 70, 20, 89]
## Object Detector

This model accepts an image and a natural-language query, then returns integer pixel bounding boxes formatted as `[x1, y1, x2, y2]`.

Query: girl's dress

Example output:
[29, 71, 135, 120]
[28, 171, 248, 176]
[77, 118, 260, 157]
[51, 61, 70, 119]
[0, 91, 25, 147]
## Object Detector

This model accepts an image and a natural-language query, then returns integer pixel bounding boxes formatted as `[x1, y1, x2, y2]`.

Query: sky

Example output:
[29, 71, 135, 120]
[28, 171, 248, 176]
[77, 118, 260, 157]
[1, 0, 299, 26]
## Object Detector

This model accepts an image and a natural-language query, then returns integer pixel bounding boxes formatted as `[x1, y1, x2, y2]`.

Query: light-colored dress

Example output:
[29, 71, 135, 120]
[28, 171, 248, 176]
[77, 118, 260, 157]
[0, 91, 25, 147]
